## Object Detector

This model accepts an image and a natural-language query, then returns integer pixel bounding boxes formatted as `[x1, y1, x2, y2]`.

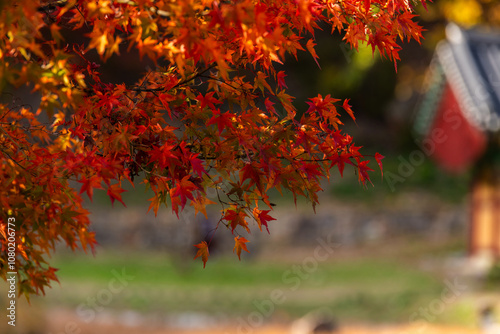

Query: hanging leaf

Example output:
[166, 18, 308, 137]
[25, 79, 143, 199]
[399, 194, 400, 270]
[233, 236, 250, 260]
[194, 241, 210, 268]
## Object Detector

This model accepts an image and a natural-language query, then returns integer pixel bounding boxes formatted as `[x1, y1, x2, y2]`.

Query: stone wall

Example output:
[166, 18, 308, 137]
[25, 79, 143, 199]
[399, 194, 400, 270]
[88, 193, 467, 255]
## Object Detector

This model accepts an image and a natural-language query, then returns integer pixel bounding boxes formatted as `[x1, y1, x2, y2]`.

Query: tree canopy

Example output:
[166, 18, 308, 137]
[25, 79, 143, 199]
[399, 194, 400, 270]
[0, 0, 425, 298]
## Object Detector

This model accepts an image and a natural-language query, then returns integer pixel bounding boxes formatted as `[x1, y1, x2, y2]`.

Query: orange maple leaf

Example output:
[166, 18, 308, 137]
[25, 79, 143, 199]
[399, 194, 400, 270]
[233, 236, 250, 260]
[225, 209, 250, 233]
[252, 208, 276, 233]
[194, 241, 210, 268]
[306, 39, 321, 69]
[190, 196, 216, 219]
[79, 175, 103, 201]
[107, 183, 126, 207]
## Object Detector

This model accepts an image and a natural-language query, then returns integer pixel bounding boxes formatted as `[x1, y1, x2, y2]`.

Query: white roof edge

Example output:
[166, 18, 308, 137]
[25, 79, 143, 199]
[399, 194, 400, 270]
[446, 23, 465, 44]
[437, 32, 495, 132]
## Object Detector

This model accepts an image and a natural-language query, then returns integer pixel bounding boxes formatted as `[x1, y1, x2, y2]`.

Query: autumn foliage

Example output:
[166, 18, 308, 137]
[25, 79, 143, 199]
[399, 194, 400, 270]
[0, 0, 424, 298]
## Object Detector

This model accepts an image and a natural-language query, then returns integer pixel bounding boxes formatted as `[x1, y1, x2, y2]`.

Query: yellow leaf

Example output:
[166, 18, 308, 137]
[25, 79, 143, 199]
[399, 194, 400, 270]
[52, 111, 65, 130]
[89, 34, 108, 55]
[105, 36, 122, 61]
[55, 130, 72, 151]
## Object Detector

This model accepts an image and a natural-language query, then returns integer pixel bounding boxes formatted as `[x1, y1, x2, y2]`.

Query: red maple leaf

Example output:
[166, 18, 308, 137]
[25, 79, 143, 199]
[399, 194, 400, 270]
[107, 183, 126, 207]
[79, 175, 103, 201]
[375, 152, 385, 178]
[264, 97, 276, 114]
[207, 109, 234, 136]
[330, 151, 355, 177]
[159, 93, 175, 119]
[277, 71, 288, 90]
[357, 160, 375, 185]
[252, 208, 276, 233]
[198, 92, 221, 110]
[342, 99, 356, 122]
[188, 153, 205, 177]
[240, 163, 263, 193]
[148, 143, 179, 170]
[172, 175, 198, 210]
[299, 162, 323, 181]
[225, 209, 250, 233]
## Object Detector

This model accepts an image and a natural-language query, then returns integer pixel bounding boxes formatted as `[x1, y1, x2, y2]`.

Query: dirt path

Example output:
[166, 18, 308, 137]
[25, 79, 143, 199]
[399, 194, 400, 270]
[45, 308, 480, 334]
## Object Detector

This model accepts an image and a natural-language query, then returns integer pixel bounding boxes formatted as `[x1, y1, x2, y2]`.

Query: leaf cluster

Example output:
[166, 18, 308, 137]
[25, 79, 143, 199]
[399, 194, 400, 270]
[0, 0, 424, 296]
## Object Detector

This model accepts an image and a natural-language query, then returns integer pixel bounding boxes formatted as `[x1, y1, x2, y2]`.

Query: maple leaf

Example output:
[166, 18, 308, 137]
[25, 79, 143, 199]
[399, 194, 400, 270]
[375, 152, 385, 178]
[148, 143, 179, 170]
[306, 39, 321, 69]
[170, 194, 183, 218]
[107, 183, 126, 207]
[136, 36, 158, 61]
[342, 99, 356, 122]
[277, 90, 296, 114]
[194, 241, 210, 268]
[225, 209, 250, 233]
[172, 175, 198, 211]
[306, 94, 341, 127]
[330, 151, 355, 177]
[187, 153, 205, 177]
[106, 36, 122, 59]
[159, 93, 175, 118]
[89, 34, 108, 56]
[357, 160, 375, 185]
[240, 163, 263, 193]
[191, 196, 216, 219]
[79, 175, 103, 202]
[252, 208, 276, 233]
[207, 109, 234, 136]
[397, 12, 424, 43]
[277, 71, 288, 90]
[264, 97, 276, 114]
[94, 91, 120, 113]
[147, 191, 168, 217]
[233, 236, 250, 260]
[50, 24, 64, 46]
[299, 162, 323, 181]
[254, 71, 273, 94]
[198, 92, 222, 110]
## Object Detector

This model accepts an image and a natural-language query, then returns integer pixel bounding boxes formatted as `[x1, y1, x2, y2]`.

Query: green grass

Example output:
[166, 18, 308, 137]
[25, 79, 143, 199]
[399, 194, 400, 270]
[39, 249, 451, 323]
[63, 148, 475, 324]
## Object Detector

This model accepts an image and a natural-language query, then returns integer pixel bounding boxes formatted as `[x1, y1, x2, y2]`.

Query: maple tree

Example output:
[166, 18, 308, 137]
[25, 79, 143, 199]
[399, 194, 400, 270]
[0, 0, 425, 298]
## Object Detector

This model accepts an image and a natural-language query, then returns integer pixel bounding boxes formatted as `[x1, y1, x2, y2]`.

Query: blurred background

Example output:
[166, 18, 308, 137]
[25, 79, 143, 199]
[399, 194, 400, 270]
[2, 0, 500, 333]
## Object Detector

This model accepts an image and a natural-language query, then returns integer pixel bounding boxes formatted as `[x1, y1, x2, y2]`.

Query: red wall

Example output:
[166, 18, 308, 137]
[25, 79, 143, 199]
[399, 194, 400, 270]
[426, 83, 487, 173]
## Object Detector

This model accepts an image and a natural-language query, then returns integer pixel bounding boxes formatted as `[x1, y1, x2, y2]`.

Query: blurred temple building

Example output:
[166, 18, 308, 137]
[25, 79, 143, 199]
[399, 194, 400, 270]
[415, 23, 500, 261]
